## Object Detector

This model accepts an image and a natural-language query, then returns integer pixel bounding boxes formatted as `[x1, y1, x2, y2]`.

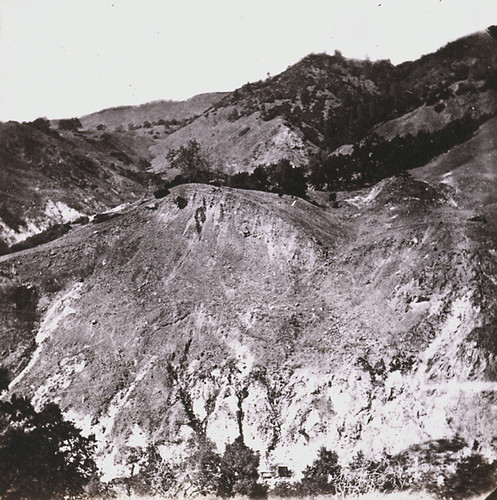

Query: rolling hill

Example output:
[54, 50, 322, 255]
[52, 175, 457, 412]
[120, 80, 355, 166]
[1, 29, 497, 498]
[0, 119, 161, 251]
[78, 92, 229, 131]
[147, 32, 497, 176]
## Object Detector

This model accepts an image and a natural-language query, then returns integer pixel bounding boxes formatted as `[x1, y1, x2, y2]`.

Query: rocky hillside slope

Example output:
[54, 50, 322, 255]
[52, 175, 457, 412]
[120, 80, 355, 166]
[0, 119, 160, 250]
[1, 170, 497, 489]
[1, 29, 497, 497]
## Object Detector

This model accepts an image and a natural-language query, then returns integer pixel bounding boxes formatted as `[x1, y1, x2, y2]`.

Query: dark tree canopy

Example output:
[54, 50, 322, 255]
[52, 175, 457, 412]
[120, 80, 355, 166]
[166, 139, 210, 180]
[441, 454, 497, 500]
[27, 118, 51, 133]
[219, 437, 266, 498]
[0, 395, 97, 500]
[187, 436, 266, 498]
[300, 447, 341, 495]
[0, 368, 9, 393]
[58, 118, 83, 131]
[188, 438, 224, 495]
[229, 160, 307, 199]
[266, 159, 307, 198]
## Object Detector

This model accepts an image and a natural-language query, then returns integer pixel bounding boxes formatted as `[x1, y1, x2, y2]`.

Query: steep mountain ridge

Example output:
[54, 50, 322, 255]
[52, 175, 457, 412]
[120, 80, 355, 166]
[148, 31, 497, 176]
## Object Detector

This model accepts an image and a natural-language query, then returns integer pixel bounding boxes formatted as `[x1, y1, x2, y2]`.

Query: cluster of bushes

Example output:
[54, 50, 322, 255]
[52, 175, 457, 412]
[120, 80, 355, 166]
[101, 438, 497, 499]
[269, 447, 497, 499]
[58, 118, 82, 131]
[309, 114, 485, 191]
[0, 222, 72, 256]
[188, 437, 267, 498]
[0, 369, 98, 499]
[270, 448, 413, 498]
[24, 117, 60, 138]
[229, 160, 306, 198]
[159, 139, 307, 199]
[24, 117, 84, 134]
[117, 436, 266, 499]
[122, 116, 196, 135]
[433, 452, 497, 499]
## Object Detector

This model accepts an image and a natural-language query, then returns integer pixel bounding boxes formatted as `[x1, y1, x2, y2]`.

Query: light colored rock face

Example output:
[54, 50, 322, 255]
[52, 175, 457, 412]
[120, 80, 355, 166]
[251, 122, 310, 168]
[150, 112, 317, 176]
[0, 200, 84, 246]
[1, 180, 497, 480]
[0, 121, 155, 250]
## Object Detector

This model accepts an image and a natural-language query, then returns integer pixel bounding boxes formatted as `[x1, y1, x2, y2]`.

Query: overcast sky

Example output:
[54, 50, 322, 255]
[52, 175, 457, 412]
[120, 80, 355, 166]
[0, 0, 496, 122]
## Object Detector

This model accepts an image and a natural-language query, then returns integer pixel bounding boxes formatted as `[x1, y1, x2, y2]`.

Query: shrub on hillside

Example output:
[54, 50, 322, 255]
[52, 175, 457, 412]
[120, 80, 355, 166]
[333, 451, 415, 496]
[166, 139, 210, 179]
[219, 437, 267, 498]
[187, 438, 224, 496]
[430, 453, 497, 499]
[186, 437, 266, 498]
[299, 447, 341, 495]
[27, 117, 51, 132]
[229, 160, 307, 198]
[5, 222, 71, 255]
[25, 117, 60, 137]
[58, 118, 83, 131]
[122, 444, 177, 497]
[266, 159, 307, 198]
[0, 393, 97, 499]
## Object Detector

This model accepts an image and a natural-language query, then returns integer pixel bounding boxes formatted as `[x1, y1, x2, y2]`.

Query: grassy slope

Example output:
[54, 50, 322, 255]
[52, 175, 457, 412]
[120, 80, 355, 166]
[79, 92, 229, 130]
[413, 116, 497, 208]
[0, 122, 158, 246]
[372, 90, 497, 140]
[149, 109, 315, 176]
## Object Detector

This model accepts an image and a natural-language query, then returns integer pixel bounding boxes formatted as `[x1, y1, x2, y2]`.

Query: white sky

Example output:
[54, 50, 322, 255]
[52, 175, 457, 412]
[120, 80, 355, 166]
[0, 0, 496, 122]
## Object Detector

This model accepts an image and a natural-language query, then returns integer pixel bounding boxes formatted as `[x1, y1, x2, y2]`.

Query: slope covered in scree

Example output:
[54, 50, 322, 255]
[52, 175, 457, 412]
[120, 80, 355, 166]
[1, 179, 497, 488]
